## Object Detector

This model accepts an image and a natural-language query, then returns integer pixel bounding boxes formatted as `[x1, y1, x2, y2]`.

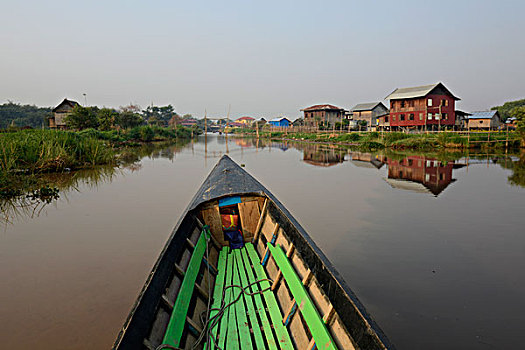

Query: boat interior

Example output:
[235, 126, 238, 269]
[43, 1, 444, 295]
[135, 194, 374, 350]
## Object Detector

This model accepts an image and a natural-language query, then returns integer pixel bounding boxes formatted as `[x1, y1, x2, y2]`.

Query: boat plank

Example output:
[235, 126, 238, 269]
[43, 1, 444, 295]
[218, 250, 233, 349]
[267, 243, 337, 350]
[225, 250, 240, 350]
[238, 200, 261, 241]
[207, 248, 228, 347]
[162, 229, 209, 347]
[202, 206, 227, 246]
[234, 249, 266, 349]
[240, 247, 278, 350]
[232, 251, 253, 349]
[246, 243, 294, 350]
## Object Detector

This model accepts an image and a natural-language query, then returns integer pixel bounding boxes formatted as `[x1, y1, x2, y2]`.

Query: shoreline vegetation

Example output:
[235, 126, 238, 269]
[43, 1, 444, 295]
[230, 129, 524, 151]
[0, 126, 196, 199]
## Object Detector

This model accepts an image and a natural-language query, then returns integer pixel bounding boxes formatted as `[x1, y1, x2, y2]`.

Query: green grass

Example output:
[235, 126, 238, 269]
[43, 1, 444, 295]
[78, 125, 194, 144]
[0, 129, 114, 175]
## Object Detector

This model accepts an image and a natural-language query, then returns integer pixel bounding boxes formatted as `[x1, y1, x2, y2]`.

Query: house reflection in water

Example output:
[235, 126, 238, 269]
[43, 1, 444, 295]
[349, 151, 385, 170]
[302, 144, 345, 167]
[385, 156, 455, 196]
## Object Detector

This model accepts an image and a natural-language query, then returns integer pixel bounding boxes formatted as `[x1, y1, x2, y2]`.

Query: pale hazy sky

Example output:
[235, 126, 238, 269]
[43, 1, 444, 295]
[1, 0, 524, 119]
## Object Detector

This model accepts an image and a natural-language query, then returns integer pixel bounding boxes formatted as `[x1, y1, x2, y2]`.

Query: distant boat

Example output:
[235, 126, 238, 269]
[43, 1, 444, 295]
[113, 155, 392, 350]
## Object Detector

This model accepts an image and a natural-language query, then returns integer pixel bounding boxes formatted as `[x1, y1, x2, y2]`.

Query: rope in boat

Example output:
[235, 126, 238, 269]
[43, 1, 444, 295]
[156, 239, 273, 350]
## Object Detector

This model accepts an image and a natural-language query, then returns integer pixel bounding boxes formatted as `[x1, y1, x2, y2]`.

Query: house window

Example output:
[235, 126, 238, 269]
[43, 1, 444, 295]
[408, 100, 414, 107]
[428, 113, 432, 120]
[401, 101, 406, 108]
[419, 113, 423, 120]
[436, 114, 441, 120]
[400, 114, 405, 121]
[393, 116, 396, 121]
[427, 98, 432, 107]
[385, 116, 389, 122]
[409, 114, 414, 120]
[443, 113, 448, 120]
[408, 159, 413, 166]
[425, 174, 430, 181]
[441, 99, 447, 106]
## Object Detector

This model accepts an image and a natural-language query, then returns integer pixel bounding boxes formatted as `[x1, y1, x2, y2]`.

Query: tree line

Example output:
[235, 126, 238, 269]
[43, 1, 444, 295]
[0, 102, 51, 128]
[0, 102, 195, 130]
[491, 98, 525, 121]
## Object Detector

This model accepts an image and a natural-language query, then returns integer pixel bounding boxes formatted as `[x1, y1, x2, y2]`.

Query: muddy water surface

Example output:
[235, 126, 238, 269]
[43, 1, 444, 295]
[1, 134, 524, 349]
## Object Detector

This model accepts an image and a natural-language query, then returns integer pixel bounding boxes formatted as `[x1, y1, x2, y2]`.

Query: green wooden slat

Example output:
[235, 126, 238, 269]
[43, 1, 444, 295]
[162, 229, 210, 347]
[231, 250, 253, 349]
[235, 249, 266, 350]
[225, 251, 240, 350]
[205, 248, 228, 348]
[246, 243, 294, 350]
[240, 247, 278, 350]
[267, 243, 337, 350]
[218, 250, 235, 349]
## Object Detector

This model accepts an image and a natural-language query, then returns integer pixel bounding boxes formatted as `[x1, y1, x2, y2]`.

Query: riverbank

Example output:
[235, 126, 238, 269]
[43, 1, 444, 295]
[0, 126, 195, 198]
[231, 129, 523, 151]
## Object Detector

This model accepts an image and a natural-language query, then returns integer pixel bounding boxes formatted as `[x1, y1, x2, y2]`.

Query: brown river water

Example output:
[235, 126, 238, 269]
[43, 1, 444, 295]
[1, 134, 524, 349]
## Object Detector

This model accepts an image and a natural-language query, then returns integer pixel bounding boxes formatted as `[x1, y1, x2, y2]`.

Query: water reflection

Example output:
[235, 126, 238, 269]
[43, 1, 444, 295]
[302, 144, 345, 167]
[349, 151, 385, 169]
[223, 136, 524, 192]
[385, 156, 455, 196]
[1, 166, 118, 224]
[1, 141, 191, 224]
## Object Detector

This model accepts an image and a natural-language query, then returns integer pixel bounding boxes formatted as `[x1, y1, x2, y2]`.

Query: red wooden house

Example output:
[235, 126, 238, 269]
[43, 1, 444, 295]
[385, 82, 460, 130]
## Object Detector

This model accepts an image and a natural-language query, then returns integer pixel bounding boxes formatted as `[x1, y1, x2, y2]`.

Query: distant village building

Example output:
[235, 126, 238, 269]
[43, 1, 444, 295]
[292, 118, 304, 127]
[167, 115, 182, 128]
[350, 102, 389, 128]
[506, 117, 517, 129]
[236, 116, 255, 126]
[301, 104, 346, 128]
[254, 117, 266, 126]
[48, 98, 79, 129]
[268, 117, 291, 127]
[454, 110, 471, 130]
[376, 114, 390, 131]
[385, 82, 460, 130]
[465, 111, 501, 130]
[180, 118, 197, 127]
[227, 121, 245, 128]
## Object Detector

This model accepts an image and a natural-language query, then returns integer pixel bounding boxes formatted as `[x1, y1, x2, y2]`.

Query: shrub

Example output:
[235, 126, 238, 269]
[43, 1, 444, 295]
[383, 132, 411, 145]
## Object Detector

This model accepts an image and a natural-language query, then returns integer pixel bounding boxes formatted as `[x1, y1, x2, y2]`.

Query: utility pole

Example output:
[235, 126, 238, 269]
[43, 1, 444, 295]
[204, 109, 207, 161]
[204, 109, 207, 135]
[226, 105, 230, 154]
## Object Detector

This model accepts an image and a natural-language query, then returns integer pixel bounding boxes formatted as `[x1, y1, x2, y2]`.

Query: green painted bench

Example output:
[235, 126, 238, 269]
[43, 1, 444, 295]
[162, 227, 211, 348]
[267, 243, 337, 350]
[208, 243, 294, 350]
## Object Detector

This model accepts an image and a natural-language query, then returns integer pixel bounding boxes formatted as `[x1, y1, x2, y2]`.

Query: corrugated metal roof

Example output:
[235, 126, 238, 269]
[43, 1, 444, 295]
[385, 82, 460, 100]
[350, 102, 385, 112]
[301, 104, 345, 111]
[269, 117, 291, 122]
[466, 111, 499, 119]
